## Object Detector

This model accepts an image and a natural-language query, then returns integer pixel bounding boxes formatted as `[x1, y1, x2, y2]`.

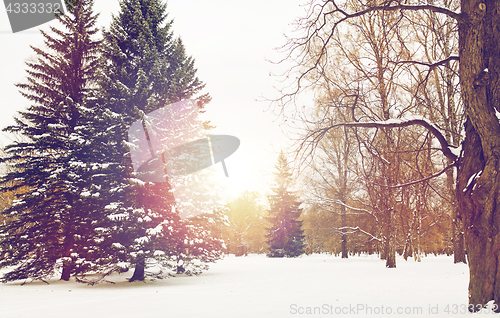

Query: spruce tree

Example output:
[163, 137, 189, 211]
[0, 0, 102, 282]
[90, 0, 219, 281]
[266, 152, 305, 258]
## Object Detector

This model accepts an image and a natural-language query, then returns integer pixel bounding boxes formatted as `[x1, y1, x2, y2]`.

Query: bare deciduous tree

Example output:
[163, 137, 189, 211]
[274, 0, 500, 307]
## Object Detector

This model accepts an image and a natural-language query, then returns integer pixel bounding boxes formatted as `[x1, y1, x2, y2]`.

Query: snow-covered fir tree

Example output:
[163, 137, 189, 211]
[88, 0, 221, 281]
[266, 152, 305, 258]
[0, 0, 102, 282]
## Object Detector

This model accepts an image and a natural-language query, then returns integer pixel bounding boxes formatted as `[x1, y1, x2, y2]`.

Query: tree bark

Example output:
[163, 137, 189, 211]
[60, 236, 72, 281]
[385, 207, 397, 268]
[403, 234, 413, 261]
[340, 200, 348, 258]
[452, 214, 467, 263]
[454, 227, 467, 263]
[445, 141, 467, 264]
[415, 210, 422, 262]
[457, 0, 500, 307]
[61, 262, 71, 281]
[129, 258, 145, 282]
[443, 49, 467, 264]
[60, 206, 74, 281]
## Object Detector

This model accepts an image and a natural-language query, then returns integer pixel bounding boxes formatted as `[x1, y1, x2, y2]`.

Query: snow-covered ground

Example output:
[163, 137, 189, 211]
[0, 254, 477, 317]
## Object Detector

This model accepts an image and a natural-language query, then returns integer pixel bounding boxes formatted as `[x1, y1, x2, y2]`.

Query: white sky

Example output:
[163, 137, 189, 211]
[0, 1, 310, 201]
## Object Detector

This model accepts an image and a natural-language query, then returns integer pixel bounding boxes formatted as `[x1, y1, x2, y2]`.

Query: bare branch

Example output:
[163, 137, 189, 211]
[271, 0, 460, 111]
[348, 2, 461, 21]
[327, 200, 379, 222]
[374, 161, 456, 188]
[390, 55, 459, 68]
[336, 226, 382, 242]
[304, 116, 458, 162]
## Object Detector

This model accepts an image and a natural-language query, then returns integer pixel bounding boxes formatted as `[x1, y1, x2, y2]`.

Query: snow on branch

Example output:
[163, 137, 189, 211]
[329, 0, 461, 21]
[390, 56, 460, 69]
[305, 115, 458, 162]
[336, 226, 382, 242]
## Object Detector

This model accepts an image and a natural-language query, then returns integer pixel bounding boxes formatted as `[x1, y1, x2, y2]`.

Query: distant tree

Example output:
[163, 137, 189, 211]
[266, 152, 305, 258]
[304, 114, 358, 258]
[0, 0, 101, 282]
[225, 191, 268, 254]
[301, 204, 343, 254]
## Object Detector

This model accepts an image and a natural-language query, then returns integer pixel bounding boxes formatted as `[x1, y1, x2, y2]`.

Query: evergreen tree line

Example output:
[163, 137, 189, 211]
[0, 0, 224, 284]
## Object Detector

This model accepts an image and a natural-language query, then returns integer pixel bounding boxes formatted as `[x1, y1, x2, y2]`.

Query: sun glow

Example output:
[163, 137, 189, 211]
[210, 139, 277, 202]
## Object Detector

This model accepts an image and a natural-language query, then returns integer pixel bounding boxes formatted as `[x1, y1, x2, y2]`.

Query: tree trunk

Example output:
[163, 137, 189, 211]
[441, 28, 466, 264]
[129, 258, 145, 282]
[60, 212, 74, 281]
[403, 217, 413, 261]
[340, 203, 348, 258]
[454, 228, 466, 263]
[61, 262, 71, 281]
[403, 236, 412, 261]
[60, 238, 72, 281]
[385, 208, 396, 268]
[447, 155, 467, 263]
[453, 216, 467, 263]
[415, 208, 422, 262]
[458, 0, 500, 307]
[457, 120, 500, 308]
[380, 238, 387, 260]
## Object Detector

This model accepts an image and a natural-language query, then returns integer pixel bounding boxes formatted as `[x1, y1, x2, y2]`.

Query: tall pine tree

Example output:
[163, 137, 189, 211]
[266, 152, 305, 258]
[88, 0, 220, 282]
[0, 0, 102, 282]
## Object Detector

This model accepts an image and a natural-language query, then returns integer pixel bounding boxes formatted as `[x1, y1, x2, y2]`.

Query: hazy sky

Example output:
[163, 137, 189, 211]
[0, 0, 308, 200]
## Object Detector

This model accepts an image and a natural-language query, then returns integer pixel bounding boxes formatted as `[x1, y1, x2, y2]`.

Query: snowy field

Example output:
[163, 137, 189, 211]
[0, 254, 478, 318]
